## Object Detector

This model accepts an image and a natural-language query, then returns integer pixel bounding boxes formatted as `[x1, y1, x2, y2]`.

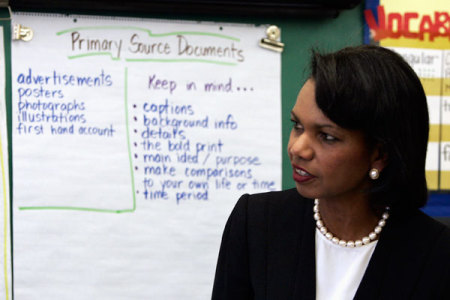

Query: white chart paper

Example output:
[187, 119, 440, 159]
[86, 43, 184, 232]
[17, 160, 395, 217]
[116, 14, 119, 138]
[12, 13, 281, 299]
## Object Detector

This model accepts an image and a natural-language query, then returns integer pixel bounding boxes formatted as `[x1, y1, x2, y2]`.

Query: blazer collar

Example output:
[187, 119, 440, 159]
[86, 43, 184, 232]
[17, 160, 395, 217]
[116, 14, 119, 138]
[290, 198, 316, 300]
[264, 191, 316, 300]
[355, 210, 440, 299]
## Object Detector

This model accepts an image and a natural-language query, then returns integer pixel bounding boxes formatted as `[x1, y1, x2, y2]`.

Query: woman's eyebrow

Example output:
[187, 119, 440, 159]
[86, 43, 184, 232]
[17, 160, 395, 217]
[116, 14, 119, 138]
[291, 111, 335, 129]
[316, 123, 335, 129]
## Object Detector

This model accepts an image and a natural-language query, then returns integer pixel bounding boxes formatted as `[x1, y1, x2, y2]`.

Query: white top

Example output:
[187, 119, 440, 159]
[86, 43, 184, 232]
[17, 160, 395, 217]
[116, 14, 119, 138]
[315, 229, 378, 300]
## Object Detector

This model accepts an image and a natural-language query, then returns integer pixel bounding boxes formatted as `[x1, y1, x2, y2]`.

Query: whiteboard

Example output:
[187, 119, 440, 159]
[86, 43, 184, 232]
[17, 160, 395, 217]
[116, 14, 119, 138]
[11, 13, 281, 299]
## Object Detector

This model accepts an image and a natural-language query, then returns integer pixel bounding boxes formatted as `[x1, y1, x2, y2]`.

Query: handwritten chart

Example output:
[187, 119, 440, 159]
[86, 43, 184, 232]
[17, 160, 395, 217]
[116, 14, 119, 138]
[0, 27, 12, 300]
[12, 13, 281, 299]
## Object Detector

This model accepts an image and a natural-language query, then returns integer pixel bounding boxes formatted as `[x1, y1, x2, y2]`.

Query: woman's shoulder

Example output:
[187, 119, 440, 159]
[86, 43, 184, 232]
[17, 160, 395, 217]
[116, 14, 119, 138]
[234, 188, 311, 214]
[385, 208, 450, 268]
[419, 211, 450, 252]
[231, 188, 314, 230]
[402, 211, 450, 296]
[239, 188, 308, 204]
[408, 210, 450, 246]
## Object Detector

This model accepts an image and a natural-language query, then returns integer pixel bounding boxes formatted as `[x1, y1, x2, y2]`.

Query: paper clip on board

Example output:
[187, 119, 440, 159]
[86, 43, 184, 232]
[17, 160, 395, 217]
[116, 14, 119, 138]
[259, 25, 284, 53]
[13, 23, 33, 41]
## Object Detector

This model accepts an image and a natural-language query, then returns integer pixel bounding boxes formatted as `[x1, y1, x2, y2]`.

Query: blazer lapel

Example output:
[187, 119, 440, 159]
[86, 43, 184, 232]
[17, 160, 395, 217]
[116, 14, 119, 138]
[354, 210, 442, 299]
[290, 195, 316, 300]
[353, 212, 397, 299]
[264, 190, 316, 300]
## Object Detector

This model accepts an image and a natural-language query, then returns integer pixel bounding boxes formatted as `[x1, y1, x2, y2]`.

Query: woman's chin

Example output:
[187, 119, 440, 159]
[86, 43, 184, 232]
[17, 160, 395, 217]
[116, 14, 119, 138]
[294, 184, 318, 200]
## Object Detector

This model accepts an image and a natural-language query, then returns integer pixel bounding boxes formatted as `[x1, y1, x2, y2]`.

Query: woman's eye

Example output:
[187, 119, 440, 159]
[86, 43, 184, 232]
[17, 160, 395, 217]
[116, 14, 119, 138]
[320, 133, 337, 142]
[290, 119, 303, 132]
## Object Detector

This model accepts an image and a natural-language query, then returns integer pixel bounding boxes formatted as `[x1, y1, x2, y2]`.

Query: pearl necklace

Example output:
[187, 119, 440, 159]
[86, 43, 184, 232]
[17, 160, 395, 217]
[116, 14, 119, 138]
[313, 199, 390, 248]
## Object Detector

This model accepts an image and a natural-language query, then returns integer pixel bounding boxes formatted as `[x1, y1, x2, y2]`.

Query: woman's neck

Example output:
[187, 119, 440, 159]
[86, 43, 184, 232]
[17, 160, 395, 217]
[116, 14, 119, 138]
[317, 196, 381, 241]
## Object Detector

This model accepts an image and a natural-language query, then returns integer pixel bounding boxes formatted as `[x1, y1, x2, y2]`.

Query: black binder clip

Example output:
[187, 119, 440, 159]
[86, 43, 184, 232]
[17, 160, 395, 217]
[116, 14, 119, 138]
[259, 25, 284, 53]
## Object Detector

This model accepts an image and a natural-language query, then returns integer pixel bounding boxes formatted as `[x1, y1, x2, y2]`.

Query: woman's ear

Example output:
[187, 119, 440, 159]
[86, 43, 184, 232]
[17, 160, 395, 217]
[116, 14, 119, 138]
[370, 143, 388, 172]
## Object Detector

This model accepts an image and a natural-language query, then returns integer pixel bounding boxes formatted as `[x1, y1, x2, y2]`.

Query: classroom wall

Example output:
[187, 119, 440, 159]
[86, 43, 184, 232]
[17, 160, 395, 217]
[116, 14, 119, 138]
[1, 2, 448, 299]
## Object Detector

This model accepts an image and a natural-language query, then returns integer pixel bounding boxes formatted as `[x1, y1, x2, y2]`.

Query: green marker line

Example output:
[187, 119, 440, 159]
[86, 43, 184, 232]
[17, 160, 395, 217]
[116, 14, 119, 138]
[124, 67, 137, 211]
[57, 26, 239, 41]
[18, 206, 134, 214]
[125, 58, 237, 66]
[68, 52, 120, 60]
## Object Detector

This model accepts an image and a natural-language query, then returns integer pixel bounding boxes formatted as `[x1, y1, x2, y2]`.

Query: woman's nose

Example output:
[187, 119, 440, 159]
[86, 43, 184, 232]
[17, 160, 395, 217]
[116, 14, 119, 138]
[289, 134, 314, 161]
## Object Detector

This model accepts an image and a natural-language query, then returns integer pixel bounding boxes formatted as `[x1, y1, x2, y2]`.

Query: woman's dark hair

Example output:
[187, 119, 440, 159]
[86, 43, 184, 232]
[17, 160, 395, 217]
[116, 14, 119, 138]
[311, 45, 429, 210]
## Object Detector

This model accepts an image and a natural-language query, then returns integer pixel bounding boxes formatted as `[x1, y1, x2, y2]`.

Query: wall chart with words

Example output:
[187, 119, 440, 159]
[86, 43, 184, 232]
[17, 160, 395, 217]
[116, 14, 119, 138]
[11, 13, 281, 299]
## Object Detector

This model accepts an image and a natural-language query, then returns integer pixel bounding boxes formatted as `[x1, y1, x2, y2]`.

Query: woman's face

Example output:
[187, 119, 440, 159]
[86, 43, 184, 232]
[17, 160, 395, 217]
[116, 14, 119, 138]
[287, 79, 377, 202]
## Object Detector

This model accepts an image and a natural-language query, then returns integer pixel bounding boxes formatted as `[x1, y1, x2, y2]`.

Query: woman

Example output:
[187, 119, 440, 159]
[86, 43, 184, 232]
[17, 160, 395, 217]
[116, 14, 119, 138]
[211, 45, 450, 299]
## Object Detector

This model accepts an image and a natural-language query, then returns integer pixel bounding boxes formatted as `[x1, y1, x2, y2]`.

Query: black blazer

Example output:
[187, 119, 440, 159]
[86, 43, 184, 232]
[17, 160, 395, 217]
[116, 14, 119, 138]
[212, 189, 450, 299]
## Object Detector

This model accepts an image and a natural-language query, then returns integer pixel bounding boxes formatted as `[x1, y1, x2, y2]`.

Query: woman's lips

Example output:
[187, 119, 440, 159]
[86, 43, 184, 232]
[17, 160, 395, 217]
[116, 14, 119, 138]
[292, 165, 316, 183]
